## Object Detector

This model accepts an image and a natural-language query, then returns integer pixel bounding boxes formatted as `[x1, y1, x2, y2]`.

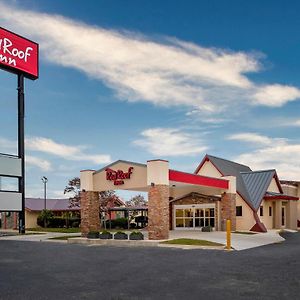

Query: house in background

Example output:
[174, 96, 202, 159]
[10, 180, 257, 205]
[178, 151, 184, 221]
[25, 198, 80, 228]
[0, 198, 80, 229]
[0, 196, 127, 229]
[193, 155, 298, 232]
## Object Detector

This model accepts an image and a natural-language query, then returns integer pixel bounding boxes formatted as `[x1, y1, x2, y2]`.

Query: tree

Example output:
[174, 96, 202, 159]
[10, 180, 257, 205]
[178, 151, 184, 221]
[126, 194, 147, 207]
[64, 178, 122, 227]
[64, 177, 80, 208]
[125, 194, 148, 222]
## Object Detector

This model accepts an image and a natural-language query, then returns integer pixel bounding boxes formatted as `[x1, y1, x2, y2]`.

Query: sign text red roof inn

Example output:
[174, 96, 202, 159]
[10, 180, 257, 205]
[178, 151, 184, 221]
[0, 27, 38, 80]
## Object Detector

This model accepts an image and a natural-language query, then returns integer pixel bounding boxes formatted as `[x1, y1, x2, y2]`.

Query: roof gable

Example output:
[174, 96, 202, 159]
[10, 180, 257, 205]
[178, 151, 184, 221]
[195, 154, 284, 211]
[241, 170, 275, 210]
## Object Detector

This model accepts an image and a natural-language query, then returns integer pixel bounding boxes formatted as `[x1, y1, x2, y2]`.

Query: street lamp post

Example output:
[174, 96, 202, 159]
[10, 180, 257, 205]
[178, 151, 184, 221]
[41, 176, 48, 210]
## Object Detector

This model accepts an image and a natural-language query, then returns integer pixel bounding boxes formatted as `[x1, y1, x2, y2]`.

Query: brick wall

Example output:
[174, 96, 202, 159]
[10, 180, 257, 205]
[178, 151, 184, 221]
[220, 192, 236, 231]
[80, 191, 100, 236]
[148, 184, 169, 240]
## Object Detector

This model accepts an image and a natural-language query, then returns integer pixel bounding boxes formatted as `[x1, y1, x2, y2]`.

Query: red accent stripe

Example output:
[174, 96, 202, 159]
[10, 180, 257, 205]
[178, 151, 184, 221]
[169, 170, 228, 189]
[264, 195, 299, 201]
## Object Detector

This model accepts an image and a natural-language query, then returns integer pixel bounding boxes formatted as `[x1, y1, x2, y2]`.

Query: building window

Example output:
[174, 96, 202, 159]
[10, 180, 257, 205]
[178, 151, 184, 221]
[269, 206, 272, 217]
[236, 206, 242, 216]
[260, 206, 263, 216]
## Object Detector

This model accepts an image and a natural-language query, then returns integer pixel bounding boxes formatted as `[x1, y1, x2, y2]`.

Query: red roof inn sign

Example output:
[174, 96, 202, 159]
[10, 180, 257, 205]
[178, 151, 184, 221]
[106, 167, 134, 185]
[0, 27, 39, 234]
[0, 27, 38, 80]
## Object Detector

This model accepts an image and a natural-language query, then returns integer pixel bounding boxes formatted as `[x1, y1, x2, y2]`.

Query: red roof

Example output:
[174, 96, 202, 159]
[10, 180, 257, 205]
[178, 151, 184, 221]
[25, 198, 79, 212]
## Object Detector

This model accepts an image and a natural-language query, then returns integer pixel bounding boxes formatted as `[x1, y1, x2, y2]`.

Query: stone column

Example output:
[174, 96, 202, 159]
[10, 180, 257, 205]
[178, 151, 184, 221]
[148, 184, 169, 240]
[220, 192, 236, 231]
[286, 200, 298, 230]
[147, 160, 169, 240]
[80, 191, 100, 237]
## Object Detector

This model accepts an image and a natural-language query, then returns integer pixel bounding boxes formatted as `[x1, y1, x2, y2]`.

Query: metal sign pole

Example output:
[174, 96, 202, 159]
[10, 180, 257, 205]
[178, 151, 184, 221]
[18, 73, 25, 234]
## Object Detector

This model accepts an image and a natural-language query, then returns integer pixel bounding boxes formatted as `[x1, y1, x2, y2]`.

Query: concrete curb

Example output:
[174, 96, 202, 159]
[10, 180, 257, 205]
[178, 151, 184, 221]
[68, 237, 225, 250]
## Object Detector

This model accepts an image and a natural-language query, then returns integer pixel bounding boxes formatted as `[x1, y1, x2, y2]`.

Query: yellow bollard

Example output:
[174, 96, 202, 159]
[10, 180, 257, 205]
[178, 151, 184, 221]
[226, 219, 231, 250]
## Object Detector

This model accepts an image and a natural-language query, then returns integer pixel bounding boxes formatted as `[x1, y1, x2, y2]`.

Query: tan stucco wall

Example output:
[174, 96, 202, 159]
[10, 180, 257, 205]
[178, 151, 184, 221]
[235, 195, 255, 231]
[281, 184, 300, 224]
[93, 162, 147, 191]
[258, 200, 273, 229]
[196, 161, 222, 178]
[25, 211, 39, 228]
[267, 178, 280, 193]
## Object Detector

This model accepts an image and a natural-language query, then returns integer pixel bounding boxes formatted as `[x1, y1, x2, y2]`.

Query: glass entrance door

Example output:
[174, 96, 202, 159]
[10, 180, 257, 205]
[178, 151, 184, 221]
[174, 204, 215, 230]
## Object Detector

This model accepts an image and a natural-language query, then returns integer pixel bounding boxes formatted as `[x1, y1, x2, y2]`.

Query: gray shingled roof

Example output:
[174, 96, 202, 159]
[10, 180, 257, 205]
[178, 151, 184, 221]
[241, 170, 275, 210]
[207, 155, 253, 208]
[206, 155, 279, 210]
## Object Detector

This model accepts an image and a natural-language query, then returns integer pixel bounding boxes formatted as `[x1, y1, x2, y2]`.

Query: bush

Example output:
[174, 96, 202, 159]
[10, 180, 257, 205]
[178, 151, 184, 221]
[99, 230, 112, 240]
[87, 231, 99, 239]
[106, 218, 129, 229]
[114, 231, 128, 240]
[129, 231, 144, 240]
[37, 209, 54, 228]
[129, 223, 137, 229]
[37, 215, 81, 228]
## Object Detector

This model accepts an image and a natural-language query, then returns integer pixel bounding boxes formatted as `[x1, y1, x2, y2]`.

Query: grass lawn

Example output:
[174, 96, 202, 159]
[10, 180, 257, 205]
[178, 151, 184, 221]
[160, 238, 223, 247]
[233, 231, 257, 235]
[26, 227, 81, 233]
[49, 235, 81, 240]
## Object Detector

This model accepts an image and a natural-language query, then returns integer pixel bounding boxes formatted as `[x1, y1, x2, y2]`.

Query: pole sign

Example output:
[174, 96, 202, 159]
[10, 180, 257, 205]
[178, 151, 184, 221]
[0, 27, 38, 80]
[0, 27, 39, 233]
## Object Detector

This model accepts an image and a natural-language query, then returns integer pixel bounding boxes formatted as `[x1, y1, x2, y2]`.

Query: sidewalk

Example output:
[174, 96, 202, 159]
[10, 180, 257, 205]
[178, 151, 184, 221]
[0, 229, 287, 250]
[0, 230, 79, 242]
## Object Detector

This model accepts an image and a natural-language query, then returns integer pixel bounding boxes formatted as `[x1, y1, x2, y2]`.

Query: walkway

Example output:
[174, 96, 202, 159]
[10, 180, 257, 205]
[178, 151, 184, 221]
[0, 229, 287, 250]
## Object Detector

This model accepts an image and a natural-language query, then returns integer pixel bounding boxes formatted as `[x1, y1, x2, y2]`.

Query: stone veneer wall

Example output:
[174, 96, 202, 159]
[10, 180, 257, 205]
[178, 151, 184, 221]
[170, 194, 220, 230]
[80, 191, 100, 236]
[148, 184, 169, 240]
[220, 192, 236, 231]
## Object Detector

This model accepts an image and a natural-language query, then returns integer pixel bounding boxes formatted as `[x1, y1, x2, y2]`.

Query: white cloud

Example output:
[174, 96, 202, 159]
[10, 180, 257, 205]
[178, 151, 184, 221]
[0, 136, 111, 165]
[26, 136, 111, 164]
[134, 128, 208, 156]
[253, 84, 300, 107]
[0, 1, 299, 114]
[227, 132, 273, 146]
[228, 133, 300, 180]
[26, 155, 52, 171]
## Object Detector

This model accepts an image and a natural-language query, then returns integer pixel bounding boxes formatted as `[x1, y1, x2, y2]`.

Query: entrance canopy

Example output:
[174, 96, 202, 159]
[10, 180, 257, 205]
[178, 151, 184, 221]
[81, 159, 233, 198]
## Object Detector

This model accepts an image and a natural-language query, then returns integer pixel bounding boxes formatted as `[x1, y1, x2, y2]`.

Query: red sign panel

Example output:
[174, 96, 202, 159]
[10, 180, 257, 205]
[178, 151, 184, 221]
[0, 27, 38, 80]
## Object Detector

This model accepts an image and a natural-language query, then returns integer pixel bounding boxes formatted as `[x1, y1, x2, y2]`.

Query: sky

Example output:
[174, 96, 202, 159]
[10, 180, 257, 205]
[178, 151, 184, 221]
[1, 0, 300, 200]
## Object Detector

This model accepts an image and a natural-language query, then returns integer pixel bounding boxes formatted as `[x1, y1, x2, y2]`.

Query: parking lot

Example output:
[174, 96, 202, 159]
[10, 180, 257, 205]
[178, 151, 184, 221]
[0, 231, 299, 300]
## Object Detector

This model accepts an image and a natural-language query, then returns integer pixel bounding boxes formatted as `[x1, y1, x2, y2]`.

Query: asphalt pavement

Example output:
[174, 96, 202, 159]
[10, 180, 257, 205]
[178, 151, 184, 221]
[0, 231, 299, 300]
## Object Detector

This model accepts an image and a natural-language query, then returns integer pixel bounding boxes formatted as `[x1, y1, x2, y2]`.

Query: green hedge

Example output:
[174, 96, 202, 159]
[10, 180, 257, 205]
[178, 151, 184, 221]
[37, 216, 81, 228]
[105, 217, 129, 229]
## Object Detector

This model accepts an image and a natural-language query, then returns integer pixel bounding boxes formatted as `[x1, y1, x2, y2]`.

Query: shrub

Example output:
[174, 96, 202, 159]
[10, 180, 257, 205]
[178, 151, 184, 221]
[129, 223, 137, 229]
[87, 231, 99, 239]
[99, 230, 113, 239]
[37, 209, 54, 228]
[114, 231, 128, 240]
[129, 231, 144, 240]
[105, 218, 129, 229]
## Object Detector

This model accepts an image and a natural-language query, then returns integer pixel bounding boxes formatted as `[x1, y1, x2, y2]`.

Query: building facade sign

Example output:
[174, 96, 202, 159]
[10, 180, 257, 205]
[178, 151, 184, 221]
[105, 167, 134, 185]
[0, 27, 39, 80]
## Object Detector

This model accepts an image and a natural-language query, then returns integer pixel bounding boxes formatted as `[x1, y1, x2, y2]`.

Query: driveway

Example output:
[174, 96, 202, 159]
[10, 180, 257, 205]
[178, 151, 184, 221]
[0, 231, 299, 299]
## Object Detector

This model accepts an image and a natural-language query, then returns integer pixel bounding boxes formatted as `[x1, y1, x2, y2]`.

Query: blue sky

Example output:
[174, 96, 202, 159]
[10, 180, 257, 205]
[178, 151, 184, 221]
[1, 0, 300, 200]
